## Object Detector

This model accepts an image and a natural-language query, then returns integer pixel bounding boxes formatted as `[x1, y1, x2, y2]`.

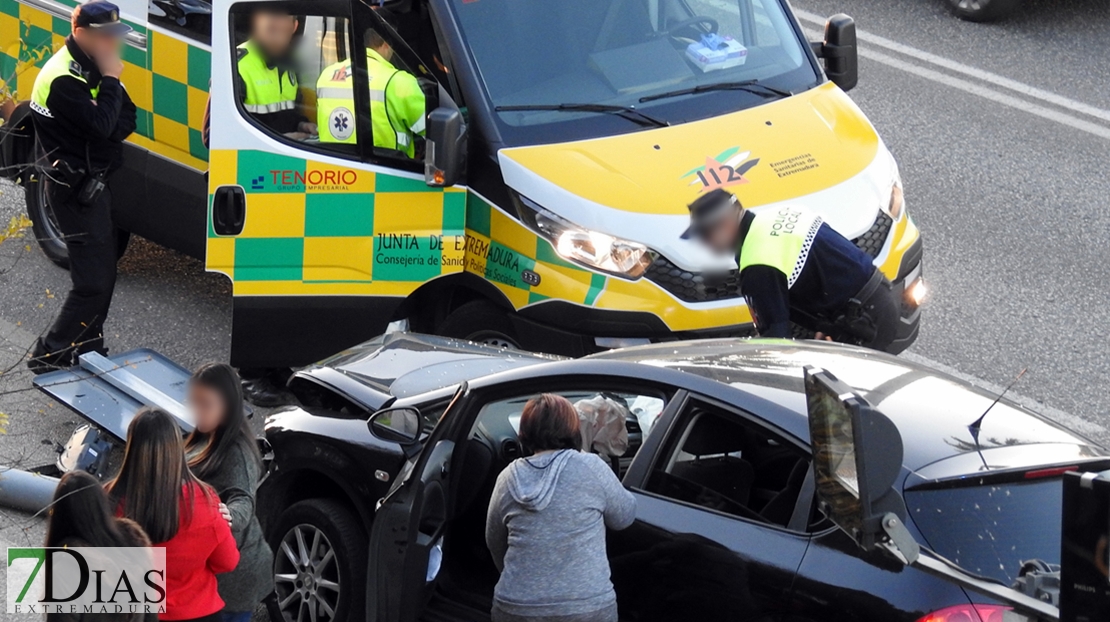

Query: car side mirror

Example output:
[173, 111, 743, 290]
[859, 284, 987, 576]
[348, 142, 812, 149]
[368, 407, 422, 445]
[424, 107, 466, 188]
[811, 14, 858, 92]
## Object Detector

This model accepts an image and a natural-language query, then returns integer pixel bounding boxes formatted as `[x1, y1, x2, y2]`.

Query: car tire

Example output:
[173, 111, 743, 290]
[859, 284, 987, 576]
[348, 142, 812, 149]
[25, 175, 132, 270]
[268, 499, 368, 622]
[947, 0, 1023, 22]
[436, 299, 520, 349]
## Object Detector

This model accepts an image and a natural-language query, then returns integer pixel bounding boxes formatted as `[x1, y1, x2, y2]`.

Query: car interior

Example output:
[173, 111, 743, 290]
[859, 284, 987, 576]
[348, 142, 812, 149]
[644, 399, 811, 528]
[423, 389, 812, 620]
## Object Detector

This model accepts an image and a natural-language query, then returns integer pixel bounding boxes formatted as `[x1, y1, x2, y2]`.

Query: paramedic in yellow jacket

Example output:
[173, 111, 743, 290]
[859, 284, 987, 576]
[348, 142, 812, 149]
[238, 8, 316, 139]
[316, 29, 426, 157]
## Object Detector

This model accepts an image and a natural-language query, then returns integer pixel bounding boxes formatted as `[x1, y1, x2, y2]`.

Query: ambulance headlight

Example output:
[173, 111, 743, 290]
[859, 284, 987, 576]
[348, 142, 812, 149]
[516, 195, 654, 279]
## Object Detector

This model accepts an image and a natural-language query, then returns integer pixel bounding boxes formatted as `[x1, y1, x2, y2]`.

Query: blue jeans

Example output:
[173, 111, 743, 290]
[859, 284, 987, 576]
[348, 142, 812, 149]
[221, 611, 253, 622]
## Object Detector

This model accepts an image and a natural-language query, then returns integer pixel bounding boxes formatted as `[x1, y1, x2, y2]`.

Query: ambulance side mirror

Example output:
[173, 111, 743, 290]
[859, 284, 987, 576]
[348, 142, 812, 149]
[811, 14, 858, 92]
[425, 107, 466, 188]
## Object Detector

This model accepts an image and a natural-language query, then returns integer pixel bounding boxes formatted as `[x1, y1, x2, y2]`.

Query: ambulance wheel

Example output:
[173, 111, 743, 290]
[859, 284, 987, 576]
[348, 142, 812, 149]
[268, 499, 367, 622]
[25, 176, 131, 270]
[26, 177, 70, 269]
[437, 300, 520, 349]
[947, 0, 1022, 21]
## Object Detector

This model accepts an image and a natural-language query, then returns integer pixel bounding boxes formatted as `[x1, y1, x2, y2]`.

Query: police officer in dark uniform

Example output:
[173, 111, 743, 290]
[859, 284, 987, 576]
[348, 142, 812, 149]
[27, 0, 136, 373]
[682, 189, 902, 353]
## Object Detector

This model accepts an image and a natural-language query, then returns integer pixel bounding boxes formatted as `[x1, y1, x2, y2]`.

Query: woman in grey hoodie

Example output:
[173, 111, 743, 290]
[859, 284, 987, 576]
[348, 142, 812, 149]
[486, 394, 636, 622]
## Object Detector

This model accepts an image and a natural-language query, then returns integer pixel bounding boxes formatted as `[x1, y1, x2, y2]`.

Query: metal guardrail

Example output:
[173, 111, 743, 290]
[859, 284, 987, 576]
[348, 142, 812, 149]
[17, 0, 148, 50]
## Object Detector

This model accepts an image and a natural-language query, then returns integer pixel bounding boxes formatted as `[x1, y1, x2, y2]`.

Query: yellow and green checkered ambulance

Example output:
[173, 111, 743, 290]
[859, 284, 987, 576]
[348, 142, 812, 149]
[3, 0, 924, 368]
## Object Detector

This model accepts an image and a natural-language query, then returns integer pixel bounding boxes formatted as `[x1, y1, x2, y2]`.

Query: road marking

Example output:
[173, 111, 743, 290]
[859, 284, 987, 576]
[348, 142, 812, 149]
[792, 8, 1110, 124]
[792, 10, 1110, 141]
[903, 352, 1106, 439]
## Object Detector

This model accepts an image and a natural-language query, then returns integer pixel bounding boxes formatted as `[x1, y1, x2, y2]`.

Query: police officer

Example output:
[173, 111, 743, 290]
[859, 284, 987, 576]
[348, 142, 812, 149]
[316, 27, 425, 156]
[27, 0, 136, 374]
[237, 9, 315, 138]
[683, 189, 901, 352]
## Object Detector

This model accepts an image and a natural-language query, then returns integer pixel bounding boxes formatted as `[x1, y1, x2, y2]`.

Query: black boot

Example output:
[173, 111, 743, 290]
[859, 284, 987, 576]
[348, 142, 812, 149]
[26, 339, 76, 375]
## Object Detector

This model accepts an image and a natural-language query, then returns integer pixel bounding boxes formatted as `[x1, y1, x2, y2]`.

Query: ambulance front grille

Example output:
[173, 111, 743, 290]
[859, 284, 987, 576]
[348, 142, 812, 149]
[645, 211, 893, 303]
[852, 211, 893, 259]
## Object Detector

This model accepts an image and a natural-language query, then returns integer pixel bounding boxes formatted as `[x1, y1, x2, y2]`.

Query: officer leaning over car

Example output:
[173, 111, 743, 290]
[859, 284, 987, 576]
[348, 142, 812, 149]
[26, 0, 136, 374]
[683, 189, 901, 353]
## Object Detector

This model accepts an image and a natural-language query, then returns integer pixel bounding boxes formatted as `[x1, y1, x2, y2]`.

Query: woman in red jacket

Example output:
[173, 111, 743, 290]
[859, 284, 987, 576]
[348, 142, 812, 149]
[107, 408, 240, 622]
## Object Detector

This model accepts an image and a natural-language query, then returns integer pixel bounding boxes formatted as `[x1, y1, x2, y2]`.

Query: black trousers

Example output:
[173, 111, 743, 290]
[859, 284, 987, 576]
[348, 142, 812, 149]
[856, 271, 900, 353]
[38, 180, 118, 360]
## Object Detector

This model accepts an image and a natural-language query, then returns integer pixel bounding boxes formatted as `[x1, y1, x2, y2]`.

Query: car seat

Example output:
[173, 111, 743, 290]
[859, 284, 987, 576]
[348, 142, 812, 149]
[670, 414, 755, 507]
[759, 459, 809, 526]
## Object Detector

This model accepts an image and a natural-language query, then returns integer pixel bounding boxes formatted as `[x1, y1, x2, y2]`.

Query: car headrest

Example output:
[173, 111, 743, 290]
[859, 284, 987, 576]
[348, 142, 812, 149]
[683, 414, 748, 456]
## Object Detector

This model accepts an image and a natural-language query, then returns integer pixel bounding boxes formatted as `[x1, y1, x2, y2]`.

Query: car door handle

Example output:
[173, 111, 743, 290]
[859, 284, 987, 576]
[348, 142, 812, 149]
[212, 185, 245, 236]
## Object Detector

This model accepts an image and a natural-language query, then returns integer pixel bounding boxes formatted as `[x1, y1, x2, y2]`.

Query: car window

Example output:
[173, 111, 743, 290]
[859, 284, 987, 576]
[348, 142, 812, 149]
[472, 389, 668, 478]
[643, 398, 808, 527]
[906, 480, 1063, 584]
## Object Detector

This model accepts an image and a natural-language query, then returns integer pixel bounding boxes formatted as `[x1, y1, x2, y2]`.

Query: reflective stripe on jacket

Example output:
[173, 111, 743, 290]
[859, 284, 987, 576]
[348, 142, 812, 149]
[315, 48, 425, 157]
[31, 45, 97, 118]
[736, 206, 824, 288]
[237, 40, 297, 114]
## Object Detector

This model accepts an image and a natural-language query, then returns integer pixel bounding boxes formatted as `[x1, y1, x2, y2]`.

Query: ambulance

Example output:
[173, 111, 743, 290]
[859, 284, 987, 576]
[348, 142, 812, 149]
[1, 0, 924, 368]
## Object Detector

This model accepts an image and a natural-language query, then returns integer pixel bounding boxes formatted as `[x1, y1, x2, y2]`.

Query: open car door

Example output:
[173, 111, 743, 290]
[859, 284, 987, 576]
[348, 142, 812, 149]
[368, 383, 471, 622]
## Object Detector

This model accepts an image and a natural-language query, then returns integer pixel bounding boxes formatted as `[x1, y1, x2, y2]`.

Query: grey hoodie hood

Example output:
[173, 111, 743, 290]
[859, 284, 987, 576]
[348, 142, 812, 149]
[505, 449, 575, 511]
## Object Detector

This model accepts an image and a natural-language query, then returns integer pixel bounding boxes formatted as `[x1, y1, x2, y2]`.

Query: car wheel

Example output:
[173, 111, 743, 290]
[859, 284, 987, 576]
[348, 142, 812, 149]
[268, 499, 367, 622]
[436, 299, 520, 349]
[947, 0, 1023, 21]
[25, 176, 132, 270]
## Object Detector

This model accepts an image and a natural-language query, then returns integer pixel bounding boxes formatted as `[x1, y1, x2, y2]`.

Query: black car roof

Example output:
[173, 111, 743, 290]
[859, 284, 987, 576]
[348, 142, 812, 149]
[312, 334, 1106, 475]
[590, 339, 1107, 473]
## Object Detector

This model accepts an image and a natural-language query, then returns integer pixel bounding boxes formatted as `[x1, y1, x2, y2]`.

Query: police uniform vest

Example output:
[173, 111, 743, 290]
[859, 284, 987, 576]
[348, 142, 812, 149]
[316, 49, 424, 157]
[31, 45, 95, 119]
[737, 206, 824, 288]
[237, 40, 297, 115]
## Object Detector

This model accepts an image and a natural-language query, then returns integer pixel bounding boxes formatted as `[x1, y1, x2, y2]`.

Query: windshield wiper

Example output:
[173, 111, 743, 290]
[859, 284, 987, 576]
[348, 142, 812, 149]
[638, 80, 792, 104]
[494, 103, 670, 128]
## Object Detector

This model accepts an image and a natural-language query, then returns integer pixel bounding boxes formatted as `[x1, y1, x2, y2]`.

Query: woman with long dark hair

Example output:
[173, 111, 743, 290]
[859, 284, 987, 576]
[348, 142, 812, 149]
[107, 408, 239, 622]
[184, 363, 273, 622]
[45, 471, 152, 622]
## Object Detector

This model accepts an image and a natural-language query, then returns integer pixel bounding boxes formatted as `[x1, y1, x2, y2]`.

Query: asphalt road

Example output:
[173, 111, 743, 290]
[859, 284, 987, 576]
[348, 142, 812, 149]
[1, 0, 1110, 596]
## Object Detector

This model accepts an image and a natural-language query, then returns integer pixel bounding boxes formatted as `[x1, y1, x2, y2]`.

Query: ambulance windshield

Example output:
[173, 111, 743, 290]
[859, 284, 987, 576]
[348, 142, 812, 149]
[450, 0, 819, 143]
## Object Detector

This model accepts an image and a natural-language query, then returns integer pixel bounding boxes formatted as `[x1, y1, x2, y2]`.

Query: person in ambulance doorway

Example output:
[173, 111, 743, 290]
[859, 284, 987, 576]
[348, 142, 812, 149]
[316, 24, 426, 157]
[682, 189, 902, 353]
[26, 0, 136, 375]
[233, 8, 314, 405]
[237, 8, 316, 139]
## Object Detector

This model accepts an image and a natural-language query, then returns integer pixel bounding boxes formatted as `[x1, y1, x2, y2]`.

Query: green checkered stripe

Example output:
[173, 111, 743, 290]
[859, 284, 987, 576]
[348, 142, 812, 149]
[1, 0, 210, 164]
[464, 191, 606, 307]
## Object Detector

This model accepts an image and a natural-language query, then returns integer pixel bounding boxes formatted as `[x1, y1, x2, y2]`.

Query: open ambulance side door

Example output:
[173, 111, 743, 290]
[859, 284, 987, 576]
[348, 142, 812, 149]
[367, 382, 471, 622]
[207, 0, 466, 369]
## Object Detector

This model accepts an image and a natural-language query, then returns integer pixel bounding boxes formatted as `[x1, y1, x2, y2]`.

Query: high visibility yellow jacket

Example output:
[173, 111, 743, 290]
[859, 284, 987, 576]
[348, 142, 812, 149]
[316, 48, 425, 157]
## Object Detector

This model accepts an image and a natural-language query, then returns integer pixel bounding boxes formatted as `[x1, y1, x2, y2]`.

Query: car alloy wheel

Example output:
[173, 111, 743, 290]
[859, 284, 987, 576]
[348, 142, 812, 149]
[274, 524, 341, 622]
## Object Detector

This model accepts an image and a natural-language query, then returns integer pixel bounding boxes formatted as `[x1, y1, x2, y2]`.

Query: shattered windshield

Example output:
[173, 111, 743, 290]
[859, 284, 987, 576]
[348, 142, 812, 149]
[450, 0, 819, 144]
